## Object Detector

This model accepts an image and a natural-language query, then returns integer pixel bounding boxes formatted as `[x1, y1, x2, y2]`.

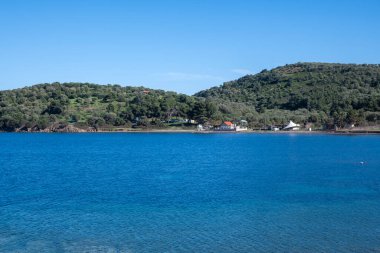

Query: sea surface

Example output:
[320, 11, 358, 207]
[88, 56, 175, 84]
[0, 133, 380, 252]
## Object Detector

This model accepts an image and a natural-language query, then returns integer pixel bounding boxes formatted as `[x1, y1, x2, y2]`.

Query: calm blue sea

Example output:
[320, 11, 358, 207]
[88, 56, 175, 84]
[0, 133, 380, 252]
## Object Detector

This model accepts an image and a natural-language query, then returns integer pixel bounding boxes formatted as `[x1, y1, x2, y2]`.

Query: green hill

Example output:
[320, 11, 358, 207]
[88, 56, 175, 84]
[0, 83, 215, 132]
[1, 63, 380, 132]
[195, 63, 380, 128]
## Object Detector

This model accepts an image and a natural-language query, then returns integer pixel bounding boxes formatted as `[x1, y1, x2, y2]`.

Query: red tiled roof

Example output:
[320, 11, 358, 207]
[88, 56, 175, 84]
[223, 121, 233, 126]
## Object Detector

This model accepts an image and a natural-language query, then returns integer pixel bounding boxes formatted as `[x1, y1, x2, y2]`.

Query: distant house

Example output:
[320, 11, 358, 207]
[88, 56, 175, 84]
[219, 121, 235, 131]
[283, 121, 301, 131]
[214, 120, 249, 132]
[270, 125, 281, 131]
[236, 120, 248, 131]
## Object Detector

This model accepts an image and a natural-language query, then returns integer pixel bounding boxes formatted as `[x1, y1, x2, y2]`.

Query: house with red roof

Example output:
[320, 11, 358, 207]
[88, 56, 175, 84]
[219, 121, 236, 131]
[214, 120, 248, 131]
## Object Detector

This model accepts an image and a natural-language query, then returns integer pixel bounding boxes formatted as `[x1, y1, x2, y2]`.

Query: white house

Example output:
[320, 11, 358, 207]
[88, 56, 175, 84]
[214, 120, 248, 131]
[283, 121, 301, 131]
[236, 120, 248, 131]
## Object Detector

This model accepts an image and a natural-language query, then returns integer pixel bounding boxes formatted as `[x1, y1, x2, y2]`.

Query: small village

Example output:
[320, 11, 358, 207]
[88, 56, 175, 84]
[196, 120, 307, 132]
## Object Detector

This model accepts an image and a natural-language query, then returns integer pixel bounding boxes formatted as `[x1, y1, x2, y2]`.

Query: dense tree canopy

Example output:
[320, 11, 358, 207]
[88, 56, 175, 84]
[1, 63, 379, 132]
[0, 83, 214, 131]
[195, 63, 380, 128]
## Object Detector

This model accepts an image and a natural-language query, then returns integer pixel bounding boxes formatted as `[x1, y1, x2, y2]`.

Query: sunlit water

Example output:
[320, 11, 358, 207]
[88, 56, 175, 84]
[0, 133, 380, 252]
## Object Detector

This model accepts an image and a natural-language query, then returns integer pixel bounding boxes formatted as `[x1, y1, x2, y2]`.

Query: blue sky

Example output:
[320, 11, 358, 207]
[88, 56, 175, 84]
[0, 0, 379, 94]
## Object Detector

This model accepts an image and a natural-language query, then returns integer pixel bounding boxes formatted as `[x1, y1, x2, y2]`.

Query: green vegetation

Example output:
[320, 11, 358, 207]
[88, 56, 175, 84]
[0, 83, 216, 131]
[0, 63, 379, 132]
[195, 62, 380, 129]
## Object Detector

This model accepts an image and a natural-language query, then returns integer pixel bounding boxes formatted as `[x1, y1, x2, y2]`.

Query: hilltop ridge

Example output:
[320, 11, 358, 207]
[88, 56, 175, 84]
[195, 62, 380, 128]
[1, 62, 379, 132]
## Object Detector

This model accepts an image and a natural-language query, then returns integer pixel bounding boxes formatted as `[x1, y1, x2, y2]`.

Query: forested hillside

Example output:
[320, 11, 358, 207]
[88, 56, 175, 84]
[1, 63, 380, 132]
[195, 63, 380, 128]
[0, 83, 217, 131]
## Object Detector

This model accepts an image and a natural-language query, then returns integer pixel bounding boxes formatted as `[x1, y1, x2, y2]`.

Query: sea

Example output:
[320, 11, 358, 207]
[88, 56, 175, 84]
[0, 133, 380, 252]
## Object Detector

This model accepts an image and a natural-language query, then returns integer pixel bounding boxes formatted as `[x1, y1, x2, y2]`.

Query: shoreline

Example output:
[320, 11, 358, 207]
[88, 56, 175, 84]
[1, 129, 380, 135]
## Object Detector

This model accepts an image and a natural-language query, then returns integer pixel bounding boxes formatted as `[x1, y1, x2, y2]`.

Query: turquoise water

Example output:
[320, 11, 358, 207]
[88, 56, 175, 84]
[0, 133, 380, 252]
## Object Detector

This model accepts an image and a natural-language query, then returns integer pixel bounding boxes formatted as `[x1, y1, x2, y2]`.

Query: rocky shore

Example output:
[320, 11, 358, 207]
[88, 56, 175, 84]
[15, 123, 97, 133]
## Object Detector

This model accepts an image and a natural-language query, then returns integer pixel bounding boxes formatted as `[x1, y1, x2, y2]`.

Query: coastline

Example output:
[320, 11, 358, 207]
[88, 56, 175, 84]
[2, 129, 380, 135]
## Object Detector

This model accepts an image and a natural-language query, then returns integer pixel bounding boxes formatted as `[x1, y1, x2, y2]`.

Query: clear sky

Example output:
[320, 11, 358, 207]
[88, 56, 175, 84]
[0, 0, 379, 94]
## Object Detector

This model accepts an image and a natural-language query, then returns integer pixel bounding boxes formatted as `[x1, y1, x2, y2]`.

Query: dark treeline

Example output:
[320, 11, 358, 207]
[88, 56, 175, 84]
[1, 62, 380, 131]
